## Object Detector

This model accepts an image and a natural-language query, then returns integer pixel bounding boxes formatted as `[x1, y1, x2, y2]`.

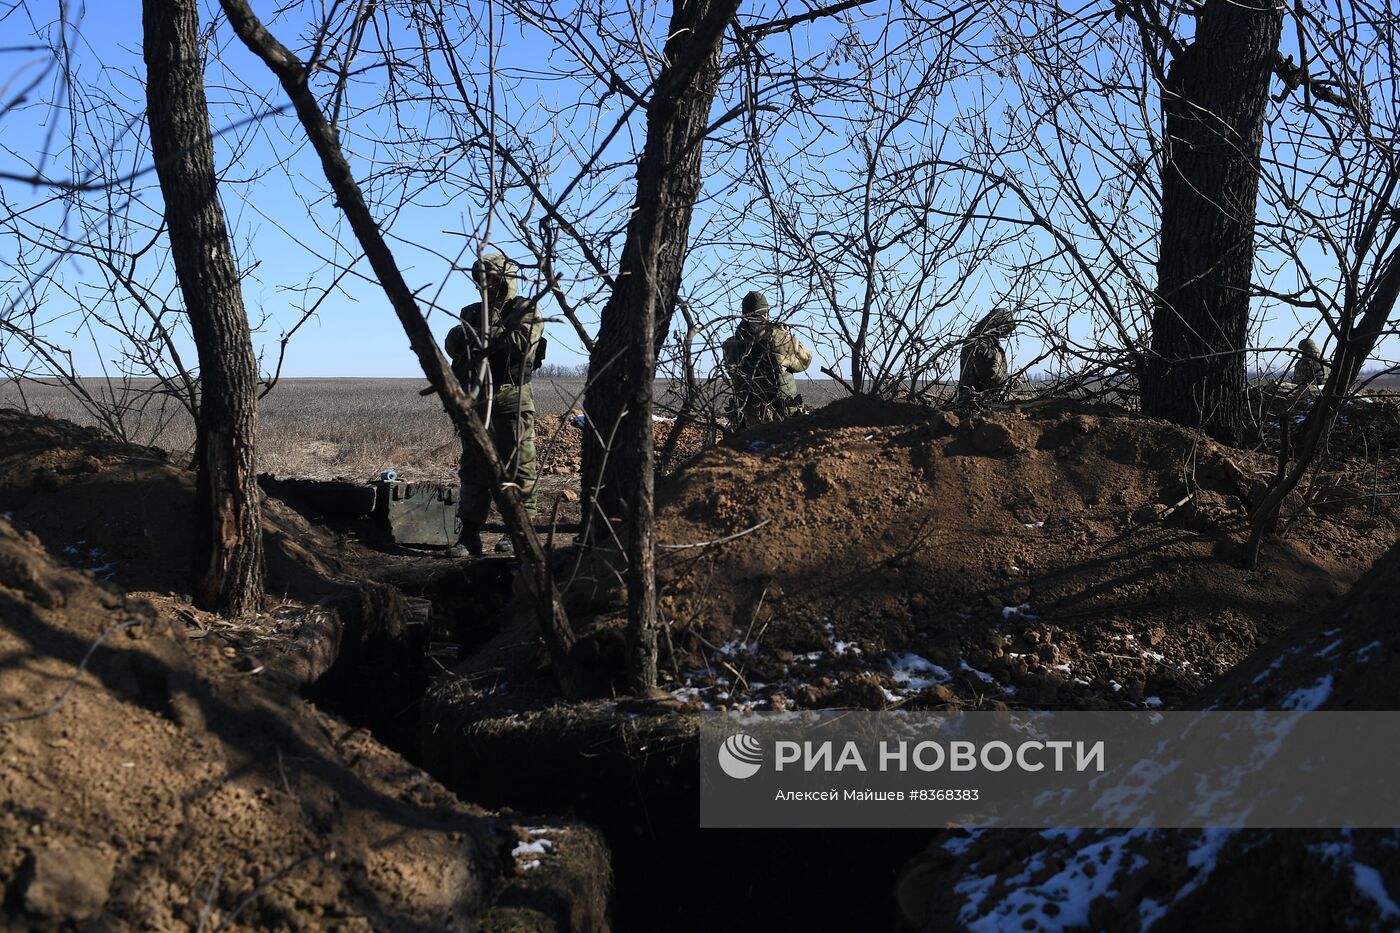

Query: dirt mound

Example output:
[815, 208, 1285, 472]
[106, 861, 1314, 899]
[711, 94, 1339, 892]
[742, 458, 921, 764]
[897, 825, 1400, 932]
[603, 397, 1396, 713]
[535, 413, 713, 478]
[0, 410, 609, 930]
[1203, 540, 1400, 712]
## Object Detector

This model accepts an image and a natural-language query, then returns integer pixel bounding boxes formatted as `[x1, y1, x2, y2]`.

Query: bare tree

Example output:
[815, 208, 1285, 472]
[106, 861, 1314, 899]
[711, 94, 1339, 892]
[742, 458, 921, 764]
[1242, 1, 1400, 565]
[215, 0, 582, 695]
[578, 0, 740, 544]
[144, 0, 264, 614]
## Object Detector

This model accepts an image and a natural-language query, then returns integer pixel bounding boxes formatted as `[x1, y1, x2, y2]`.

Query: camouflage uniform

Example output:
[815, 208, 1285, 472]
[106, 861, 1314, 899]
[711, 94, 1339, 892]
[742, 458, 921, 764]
[1293, 338, 1329, 387]
[721, 291, 813, 430]
[446, 252, 543, 542]
[956, 308, 1016, 404]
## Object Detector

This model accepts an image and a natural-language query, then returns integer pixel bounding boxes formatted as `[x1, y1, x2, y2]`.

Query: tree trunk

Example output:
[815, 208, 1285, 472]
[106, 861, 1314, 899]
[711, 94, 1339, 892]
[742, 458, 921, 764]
[580, 0, 740, 539]
[626, 234, 661, 692]
[144, 0, 264, 615]
[1141, 0, 1283, 445]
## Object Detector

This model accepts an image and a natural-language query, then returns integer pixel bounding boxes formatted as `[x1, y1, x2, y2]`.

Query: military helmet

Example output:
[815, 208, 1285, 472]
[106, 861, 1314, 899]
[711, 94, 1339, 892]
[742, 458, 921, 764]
[973, 307, 1016, 339]
[741, 290, 770, 322]
[471, 250, 518, 301]
[1299, 337, 1321, 355]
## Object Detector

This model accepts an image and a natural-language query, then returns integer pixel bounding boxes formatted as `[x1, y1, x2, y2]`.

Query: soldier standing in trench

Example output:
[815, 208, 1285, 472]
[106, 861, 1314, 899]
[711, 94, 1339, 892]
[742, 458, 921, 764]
[955, 307, 1017, 404]
[1293, 337, 1330, 388]
[443, 251, 544, 558]
[721, 291, 813, 431]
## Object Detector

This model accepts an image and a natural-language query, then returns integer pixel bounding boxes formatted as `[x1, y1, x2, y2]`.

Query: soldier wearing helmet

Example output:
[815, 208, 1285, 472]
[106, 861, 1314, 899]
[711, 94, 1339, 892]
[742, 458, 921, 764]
[721, 291, 813, 431]
[444, 251, 544, 558]
[955, 308, 1016, 404]
[1293, 337, 1329, 387]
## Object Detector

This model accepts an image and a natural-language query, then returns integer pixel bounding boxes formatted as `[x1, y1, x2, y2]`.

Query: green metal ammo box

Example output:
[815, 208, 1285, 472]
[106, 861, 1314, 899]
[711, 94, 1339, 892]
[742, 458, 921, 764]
[373, 481, 461, 547]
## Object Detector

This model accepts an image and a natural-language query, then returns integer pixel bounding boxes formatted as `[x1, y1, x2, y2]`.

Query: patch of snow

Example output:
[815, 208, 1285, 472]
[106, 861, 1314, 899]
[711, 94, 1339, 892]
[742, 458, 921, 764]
[888, 653, 952, 690]
[957, 830, 1149, 932]
[1280, 675, 1333, 711]
[942, 832, 981, 855]
[1142, 650, 1165, 662]
[1249, 649, 1294, 686]
[1024, 521, 1045, 528]
[512, 839, 554, 857]
[1109, 681, 1123, 692]
[1356, 641, 1383, 663]
[1143, 697, 1163, 709]
[1140, 830, 1236, 931]
[959, 660, 995, 684]
[1352, 863, 1400, 920]
[1315, 638, 1343, 659]
[1311, 838, 1400, 923]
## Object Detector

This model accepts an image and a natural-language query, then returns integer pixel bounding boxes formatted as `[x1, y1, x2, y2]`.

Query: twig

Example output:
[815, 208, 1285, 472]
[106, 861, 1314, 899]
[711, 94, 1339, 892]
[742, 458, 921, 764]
[659, 519, 771, 551]
[0, 619, 141, 724]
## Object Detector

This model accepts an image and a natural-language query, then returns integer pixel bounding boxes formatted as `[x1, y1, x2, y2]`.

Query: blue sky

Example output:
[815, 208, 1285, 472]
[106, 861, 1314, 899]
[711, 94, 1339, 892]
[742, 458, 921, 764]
[0, 0, 1394, 385]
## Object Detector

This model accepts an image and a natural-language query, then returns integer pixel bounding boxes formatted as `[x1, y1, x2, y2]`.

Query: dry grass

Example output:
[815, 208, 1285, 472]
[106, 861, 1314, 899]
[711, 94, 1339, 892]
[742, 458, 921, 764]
[0, 378, 464, 482]
[0, 375, 844, 482]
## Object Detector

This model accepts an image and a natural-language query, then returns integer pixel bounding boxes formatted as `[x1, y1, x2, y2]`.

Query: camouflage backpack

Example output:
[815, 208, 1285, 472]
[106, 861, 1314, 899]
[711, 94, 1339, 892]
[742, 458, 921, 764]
[732, 323, 785, 404]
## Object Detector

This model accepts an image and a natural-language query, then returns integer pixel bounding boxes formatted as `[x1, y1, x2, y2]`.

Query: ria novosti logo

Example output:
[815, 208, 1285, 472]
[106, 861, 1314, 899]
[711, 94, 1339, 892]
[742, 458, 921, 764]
[717, 733, 764, 779]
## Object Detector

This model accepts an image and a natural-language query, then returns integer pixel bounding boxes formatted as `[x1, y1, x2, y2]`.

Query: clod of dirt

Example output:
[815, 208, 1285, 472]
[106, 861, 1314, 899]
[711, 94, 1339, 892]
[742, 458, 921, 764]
[801, 462, 834, 498]
[927, 409, 961, 438]
[969, 420, 1016, 455]
[17, 846, 116, 920]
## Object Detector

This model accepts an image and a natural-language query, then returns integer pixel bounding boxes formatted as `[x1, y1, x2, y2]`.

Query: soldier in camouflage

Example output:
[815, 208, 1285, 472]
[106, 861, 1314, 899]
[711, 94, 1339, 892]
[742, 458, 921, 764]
[1293, 337, 1329, 388]
[721, 291, 813, 431]
[955, 308, 1016, 404]
[444, 251, 544, 558]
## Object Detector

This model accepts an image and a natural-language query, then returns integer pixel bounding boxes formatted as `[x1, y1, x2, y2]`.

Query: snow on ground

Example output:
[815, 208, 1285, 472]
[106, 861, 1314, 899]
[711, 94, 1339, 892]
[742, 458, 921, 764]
[955, 830, 1151, 932]
[511, 834, 555, 872]
[888, 653, 952, 690]
[1279, 675, 1334, 711]
[1312, 836, 1400, 922]
[1138, 829, 1236, 930]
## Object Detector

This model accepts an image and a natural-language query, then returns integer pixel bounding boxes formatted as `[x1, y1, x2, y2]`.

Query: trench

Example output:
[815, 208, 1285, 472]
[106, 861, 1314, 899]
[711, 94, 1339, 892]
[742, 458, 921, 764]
[281, 492, 927, 930]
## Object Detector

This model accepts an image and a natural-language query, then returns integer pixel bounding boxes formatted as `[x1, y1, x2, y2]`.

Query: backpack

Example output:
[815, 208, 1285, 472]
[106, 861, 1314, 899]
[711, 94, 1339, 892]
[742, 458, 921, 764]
[732, 324, 784, 403]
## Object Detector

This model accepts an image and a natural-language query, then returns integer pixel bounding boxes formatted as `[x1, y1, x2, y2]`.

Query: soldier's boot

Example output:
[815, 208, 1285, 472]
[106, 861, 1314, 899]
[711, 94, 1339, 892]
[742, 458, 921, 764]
[493, 507, 536, 556]
[446, 525, 483, 559]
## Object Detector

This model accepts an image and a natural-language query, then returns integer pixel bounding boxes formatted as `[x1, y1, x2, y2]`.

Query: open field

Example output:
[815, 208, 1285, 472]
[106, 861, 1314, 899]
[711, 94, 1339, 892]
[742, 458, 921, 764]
[0, 377, 849, 482]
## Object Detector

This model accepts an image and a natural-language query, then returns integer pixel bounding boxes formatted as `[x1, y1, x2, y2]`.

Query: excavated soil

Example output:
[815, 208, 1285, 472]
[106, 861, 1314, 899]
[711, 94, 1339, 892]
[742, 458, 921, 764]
[421, 395, 1400, 931]
[546, 397, 1397, 715]
[7, 390, 1400, 931]
[0, 410, 609, 931]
